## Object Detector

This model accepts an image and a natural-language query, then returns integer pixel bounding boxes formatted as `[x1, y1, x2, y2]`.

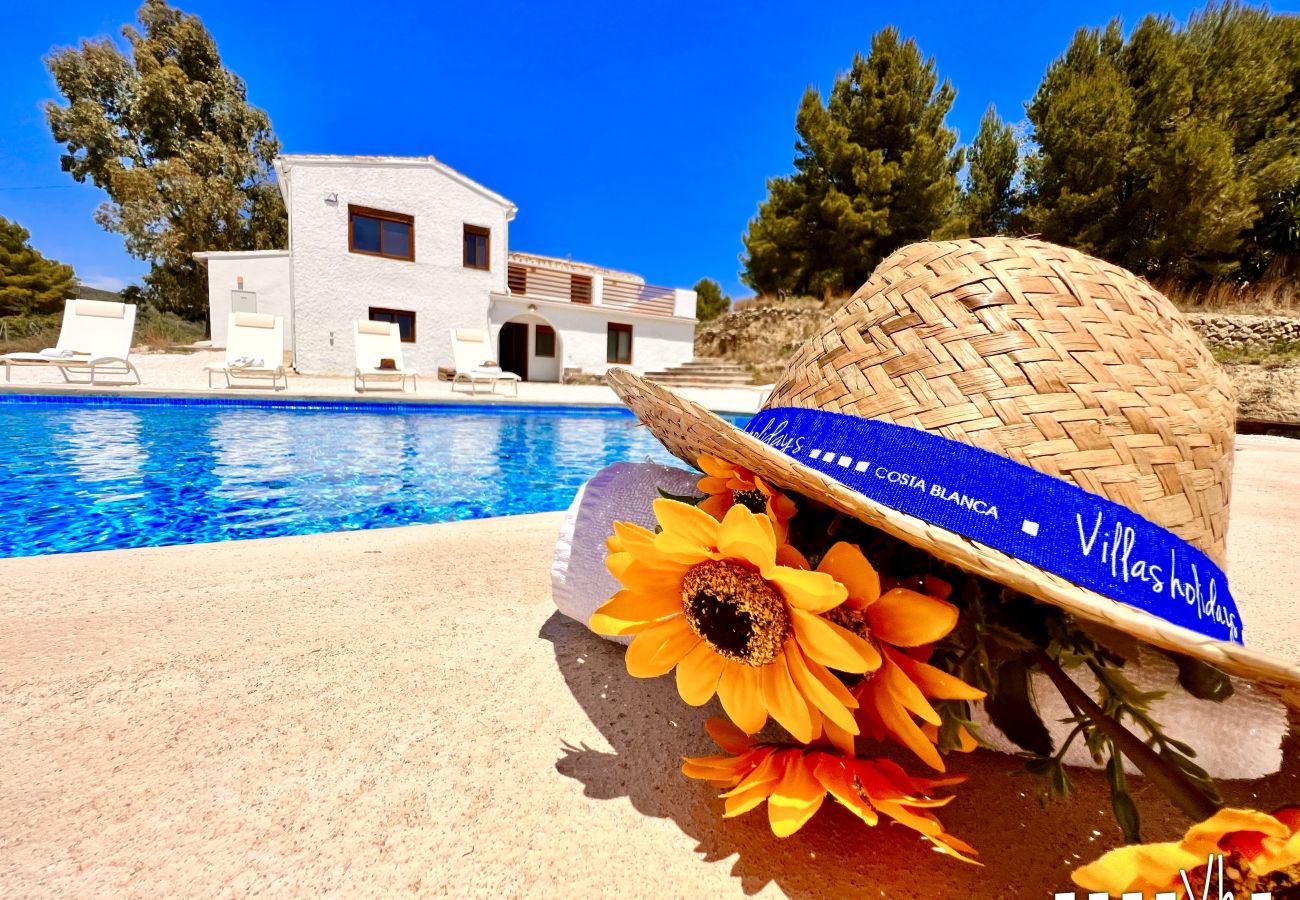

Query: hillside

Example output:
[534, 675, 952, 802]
[694, 303, 1300, 424]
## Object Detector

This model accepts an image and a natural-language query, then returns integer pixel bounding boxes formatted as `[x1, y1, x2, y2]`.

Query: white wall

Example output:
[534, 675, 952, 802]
[283, 158, 512, 374]
[492, 311, 563, 382]
[490, 296, 695, 378]
[202, 252, 292, 350]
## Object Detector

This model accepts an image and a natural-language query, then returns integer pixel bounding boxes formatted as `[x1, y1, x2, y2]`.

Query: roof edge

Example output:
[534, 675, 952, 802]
[275, 154, 517, 215]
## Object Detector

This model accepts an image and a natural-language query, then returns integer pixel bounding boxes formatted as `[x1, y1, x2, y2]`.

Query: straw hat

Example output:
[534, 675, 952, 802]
[608, 237, 1300, 706]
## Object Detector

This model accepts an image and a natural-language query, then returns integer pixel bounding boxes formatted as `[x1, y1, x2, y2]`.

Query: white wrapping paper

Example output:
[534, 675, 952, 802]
[552, 462, 1286, 777]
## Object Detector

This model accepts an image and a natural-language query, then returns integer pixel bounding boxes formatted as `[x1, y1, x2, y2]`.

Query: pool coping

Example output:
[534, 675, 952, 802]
[0, 383, 757, 416]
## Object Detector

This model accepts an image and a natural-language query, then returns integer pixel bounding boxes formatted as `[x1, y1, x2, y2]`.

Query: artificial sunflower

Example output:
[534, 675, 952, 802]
[785, 541, 986, 771]
[696, 455, 797, 540]
[682, 718, 978, 862]
[589, 499, 879, 743]
[1073, 806, 1300, 898]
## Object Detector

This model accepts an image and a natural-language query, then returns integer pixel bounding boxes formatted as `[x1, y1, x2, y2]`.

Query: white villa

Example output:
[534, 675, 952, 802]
[193, 154, 698, 382]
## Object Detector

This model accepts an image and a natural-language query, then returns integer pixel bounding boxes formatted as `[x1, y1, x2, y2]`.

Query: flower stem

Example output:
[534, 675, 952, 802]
[1031, 650, 1221, 822]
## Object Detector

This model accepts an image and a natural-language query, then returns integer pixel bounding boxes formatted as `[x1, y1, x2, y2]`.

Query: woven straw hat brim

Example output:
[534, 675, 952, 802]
[607, 367, 1300, 708]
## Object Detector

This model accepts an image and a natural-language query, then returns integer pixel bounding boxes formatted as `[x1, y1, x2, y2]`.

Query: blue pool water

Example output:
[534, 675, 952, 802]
[0, 396, 741, 558]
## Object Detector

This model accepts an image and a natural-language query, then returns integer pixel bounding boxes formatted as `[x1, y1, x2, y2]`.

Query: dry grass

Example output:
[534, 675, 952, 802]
[731, 295, 829, 311]
[1211, 340, 1300, 367]
[1159, 279, 1300, 316]
[0, 315, 61, 354]
[0, 310, 205, 355]
[134, 311, 206, 350]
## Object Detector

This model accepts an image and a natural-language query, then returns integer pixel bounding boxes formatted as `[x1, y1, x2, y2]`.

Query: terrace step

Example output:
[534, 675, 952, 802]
[643, 359, 754, 387]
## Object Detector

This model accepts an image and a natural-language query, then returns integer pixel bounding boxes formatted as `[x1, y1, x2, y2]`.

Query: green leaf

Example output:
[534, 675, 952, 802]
[1106, 755, 1141, 842]
[984, 658, 1054, 757]
[656, 487, 705, 505]
[1111, 786, 1142, 843]
[1172, 654, 1235, 703]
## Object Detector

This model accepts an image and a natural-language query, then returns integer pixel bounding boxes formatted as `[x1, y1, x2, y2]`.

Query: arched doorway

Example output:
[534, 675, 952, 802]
[496, 314, 561, 382]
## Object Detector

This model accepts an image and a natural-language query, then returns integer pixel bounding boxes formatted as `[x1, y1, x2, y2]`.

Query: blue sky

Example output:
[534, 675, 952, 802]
[1, 1, 1291, 299]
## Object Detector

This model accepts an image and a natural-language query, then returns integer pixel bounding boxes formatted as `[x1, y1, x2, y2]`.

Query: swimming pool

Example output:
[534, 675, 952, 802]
[0, 395, 741, 558]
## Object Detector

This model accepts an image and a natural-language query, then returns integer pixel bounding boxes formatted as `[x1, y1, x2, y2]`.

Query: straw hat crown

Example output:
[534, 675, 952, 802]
[765, 238, 1236, 566]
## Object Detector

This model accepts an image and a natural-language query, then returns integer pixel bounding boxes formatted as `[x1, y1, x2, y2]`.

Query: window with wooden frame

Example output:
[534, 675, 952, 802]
[535, 324, 556, 358]
[349, 205, 414, 261]
[571, 274, 593, 304]
[507, 265, 528, 295]
[368, 307, 417, 343]
[463, 225, 490, 270]
[607, 323, 632, 364]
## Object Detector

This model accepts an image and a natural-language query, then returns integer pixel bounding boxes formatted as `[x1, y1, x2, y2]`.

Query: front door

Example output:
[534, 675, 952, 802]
[498, 321, 529, 381]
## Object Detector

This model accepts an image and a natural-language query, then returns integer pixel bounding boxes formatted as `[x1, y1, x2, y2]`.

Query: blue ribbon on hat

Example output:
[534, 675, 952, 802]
[744, 407, 1243, 645]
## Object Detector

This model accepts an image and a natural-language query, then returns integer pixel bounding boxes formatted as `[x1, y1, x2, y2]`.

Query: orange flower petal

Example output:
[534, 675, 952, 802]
[878, 647, 943, 723]
[652, 498, 719, 552]
[887, 648, 986, 701]
[717, 504, 777, 570]
[725, 747, 783, 793]
[1182, 808, 1291, 857]
[625, 616, 699, 678]
[785, 643, 859, 735]
[864, 588, 959, 647]
[767, 751, 825, 837]
[775, 544, 811, 570]
[676, 640, 726, 706]
[705, 717, 756, 755]
[722, 779, 777, 817]
[1072, 843, 1197, 894]
[814, 756, 879, 825]
[589, 590, 682, 635]
[760, 651, 815, 743]
[816, 542, 882, 607]
[718, 661, 767, 734]
[789, 608, 881, 673]
[697, 492, 733, 521]
[820, 716, 857, 757]
[768, 566, 848, 613]
[610, 519, 657, 550]
[858, 673, 945, 772]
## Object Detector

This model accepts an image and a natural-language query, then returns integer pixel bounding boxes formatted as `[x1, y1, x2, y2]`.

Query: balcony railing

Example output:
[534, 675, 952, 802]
[507, 263, 682, 317]
[600, 280, 676, 316]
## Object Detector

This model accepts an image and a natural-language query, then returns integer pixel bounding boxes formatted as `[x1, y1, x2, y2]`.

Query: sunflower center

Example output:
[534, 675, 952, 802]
[826, 605, 870, 640]
[731, 488, 768, 514]
[1181, 854, 1300, 896]
[1214, 856, 1300, 896]
[681, 560, 789, 666]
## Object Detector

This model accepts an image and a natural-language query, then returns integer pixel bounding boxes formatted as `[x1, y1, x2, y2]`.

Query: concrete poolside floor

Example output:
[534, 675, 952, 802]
[1, 438, 1298, 898]
[0, 348, 767, 414]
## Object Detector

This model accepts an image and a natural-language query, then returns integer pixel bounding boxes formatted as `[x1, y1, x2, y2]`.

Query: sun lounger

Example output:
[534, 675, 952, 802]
[354, 320, 418, 393]
[204, 312, 288, 390]
[2, 299, 141, 385]
[450, 328, 521, 396]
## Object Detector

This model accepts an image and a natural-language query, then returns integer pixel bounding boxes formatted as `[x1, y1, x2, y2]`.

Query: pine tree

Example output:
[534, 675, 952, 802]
[961, 105, 1020, 235]
[45, 0, 286, 322]
[693, 278, 731, 322]
[1024, 22, 1137, 263]
[1025, 4, 1300, 279]
[742, 28, 963, 298]
[0, 217, 77, 317]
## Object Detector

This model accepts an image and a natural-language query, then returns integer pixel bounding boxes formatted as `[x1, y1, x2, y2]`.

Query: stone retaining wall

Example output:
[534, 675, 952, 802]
[1183, 313, 1300, 350]
[697, 307, 1300, 359]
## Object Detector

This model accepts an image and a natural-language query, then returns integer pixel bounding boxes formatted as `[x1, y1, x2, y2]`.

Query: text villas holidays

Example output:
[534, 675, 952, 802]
[1076, 511, 1239, 641]
[749, 417, 999, 519]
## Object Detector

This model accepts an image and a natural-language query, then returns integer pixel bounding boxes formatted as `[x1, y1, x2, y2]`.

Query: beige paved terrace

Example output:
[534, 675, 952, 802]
[1, 438, 1297, 898]
[0, 348, 767, 413]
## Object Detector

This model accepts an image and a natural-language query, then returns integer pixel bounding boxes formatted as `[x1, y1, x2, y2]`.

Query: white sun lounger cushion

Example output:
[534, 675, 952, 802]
[357, 320, 393, 336]
[455, 328, 488, 342]
[233, 312, 276, 329]
[73, 299, 127, 319]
